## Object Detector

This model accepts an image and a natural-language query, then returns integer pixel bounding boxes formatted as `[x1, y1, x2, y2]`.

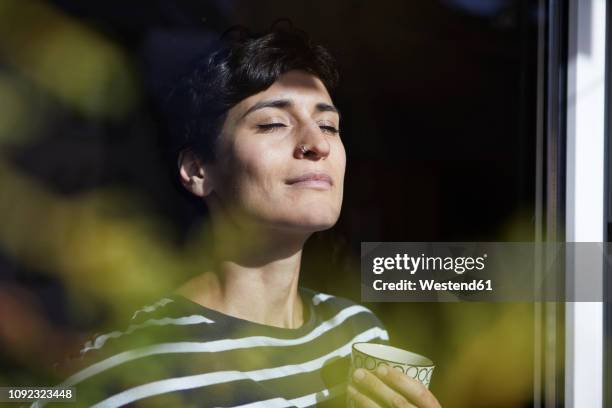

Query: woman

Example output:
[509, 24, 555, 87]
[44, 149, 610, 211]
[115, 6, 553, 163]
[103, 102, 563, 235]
[48, 26, 441, 408]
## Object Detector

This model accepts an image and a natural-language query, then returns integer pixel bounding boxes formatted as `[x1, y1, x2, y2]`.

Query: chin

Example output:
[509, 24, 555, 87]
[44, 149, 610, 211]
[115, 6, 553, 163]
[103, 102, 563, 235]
[270, 209, 340, 234]
[289, 211, 340, 233]
[299, 221, 337, 233]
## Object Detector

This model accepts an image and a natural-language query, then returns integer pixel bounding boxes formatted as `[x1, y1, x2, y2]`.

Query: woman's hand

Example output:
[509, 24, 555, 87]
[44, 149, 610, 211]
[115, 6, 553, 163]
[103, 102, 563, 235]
[347, 366, 441, 408]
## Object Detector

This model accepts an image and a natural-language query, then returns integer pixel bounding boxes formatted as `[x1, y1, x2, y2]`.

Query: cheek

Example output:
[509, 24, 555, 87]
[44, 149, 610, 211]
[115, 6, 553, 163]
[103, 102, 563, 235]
[331, 143, 346, 213]
[225, 139, 286, 199]
[338, 143, 347, 175]
[333, 141, 347, 188]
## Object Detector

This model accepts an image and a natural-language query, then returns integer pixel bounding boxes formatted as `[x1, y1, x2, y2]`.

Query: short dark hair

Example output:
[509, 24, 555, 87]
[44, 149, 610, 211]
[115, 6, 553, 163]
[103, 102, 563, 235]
[164, 24, 339, 163]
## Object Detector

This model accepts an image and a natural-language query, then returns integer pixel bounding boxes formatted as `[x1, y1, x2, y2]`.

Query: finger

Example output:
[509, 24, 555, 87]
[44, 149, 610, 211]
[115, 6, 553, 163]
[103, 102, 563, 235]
[352, 368, 417, 408]
[347, 384, 384, 408]
[374, 365, 441, 408]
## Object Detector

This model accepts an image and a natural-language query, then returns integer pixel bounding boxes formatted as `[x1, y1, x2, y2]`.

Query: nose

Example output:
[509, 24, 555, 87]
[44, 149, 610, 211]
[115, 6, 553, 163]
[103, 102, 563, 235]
[293, 122, 331, 160]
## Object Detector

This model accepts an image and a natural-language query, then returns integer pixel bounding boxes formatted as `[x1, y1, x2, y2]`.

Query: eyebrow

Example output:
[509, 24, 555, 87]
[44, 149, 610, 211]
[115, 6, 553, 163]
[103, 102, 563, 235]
[240, 98, 341, 119]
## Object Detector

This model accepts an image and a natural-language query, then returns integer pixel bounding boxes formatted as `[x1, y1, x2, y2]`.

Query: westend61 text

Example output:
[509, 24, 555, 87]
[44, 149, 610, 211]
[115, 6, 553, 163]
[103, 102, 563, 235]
[373, 279, 493, 291]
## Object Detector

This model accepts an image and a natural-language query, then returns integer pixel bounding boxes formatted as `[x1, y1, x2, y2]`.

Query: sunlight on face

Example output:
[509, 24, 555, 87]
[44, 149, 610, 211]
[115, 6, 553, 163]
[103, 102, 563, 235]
[209, 70, 346, 234]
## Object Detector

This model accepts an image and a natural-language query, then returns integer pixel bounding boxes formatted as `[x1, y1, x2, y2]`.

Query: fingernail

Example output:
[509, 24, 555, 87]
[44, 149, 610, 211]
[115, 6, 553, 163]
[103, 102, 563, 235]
[347, 385, 357, 396]
[377, 365, 388, 376]
[353, 369, 366, 382]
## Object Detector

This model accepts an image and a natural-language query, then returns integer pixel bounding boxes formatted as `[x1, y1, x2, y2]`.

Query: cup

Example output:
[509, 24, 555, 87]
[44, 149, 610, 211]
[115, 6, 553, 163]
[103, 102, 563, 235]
[350, 342, 435, 388]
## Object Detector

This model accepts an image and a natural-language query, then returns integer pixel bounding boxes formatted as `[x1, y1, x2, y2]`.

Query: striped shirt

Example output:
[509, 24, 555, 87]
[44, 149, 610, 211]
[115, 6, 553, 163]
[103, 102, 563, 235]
[39, 287, 388, 407]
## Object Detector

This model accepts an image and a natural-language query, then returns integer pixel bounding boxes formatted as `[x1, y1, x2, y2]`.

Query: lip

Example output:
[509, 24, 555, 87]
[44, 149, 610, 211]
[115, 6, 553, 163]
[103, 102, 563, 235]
[286, 172, 333, 189]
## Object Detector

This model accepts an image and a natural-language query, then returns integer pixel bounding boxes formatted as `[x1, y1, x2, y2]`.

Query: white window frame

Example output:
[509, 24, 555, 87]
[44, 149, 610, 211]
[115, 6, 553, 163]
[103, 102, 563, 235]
[565, 1, 606, 407]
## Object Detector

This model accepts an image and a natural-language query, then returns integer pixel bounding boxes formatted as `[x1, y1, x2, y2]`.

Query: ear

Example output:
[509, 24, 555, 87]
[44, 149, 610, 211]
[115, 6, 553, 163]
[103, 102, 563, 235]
[177, 149, 214, 197]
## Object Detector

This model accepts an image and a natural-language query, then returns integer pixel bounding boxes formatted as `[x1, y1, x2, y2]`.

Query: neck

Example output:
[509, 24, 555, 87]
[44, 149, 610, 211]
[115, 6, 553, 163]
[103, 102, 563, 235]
[176, 210, 311, 329]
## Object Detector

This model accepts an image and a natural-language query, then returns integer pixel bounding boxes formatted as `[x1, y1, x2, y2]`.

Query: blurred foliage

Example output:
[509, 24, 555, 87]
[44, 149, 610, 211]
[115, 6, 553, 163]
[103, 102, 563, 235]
[0, 1, 173, 387]
[0, 0, 138, 120]
[0, 160, 188, 306]
[344, 211, 544, 408]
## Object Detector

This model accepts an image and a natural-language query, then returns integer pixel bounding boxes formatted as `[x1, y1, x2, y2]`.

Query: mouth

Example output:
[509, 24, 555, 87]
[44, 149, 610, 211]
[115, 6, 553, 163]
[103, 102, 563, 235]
[286, 172, 333, 190]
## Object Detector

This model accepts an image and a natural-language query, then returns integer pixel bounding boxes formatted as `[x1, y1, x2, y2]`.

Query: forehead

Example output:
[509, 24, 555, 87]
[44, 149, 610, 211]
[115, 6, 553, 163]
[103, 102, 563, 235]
[234, 70, 334, 115]
[263, 70, 331, 99]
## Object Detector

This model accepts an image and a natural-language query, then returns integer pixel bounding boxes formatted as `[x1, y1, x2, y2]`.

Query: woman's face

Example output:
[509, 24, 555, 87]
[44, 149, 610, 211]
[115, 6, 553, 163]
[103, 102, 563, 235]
[209, 70, 346, 233]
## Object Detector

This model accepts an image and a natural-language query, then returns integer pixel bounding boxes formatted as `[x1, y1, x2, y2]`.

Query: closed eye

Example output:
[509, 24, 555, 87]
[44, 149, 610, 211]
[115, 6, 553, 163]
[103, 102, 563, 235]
[257, 123, 287, 133]
[320, 125, 339, 135]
